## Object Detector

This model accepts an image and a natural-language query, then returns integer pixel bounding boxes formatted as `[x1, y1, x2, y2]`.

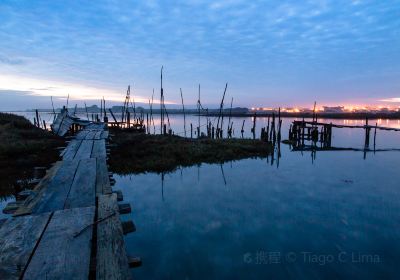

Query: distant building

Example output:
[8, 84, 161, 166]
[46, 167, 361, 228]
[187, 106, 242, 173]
[322, 106, 344, 113]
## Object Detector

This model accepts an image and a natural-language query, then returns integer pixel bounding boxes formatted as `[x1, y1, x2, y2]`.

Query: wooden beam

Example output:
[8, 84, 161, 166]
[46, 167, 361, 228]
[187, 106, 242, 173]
[23, 207, 95, 280]
[96, 194, 130, 280]
[0, 213, 51, 279]
[64, 158, 96, 209]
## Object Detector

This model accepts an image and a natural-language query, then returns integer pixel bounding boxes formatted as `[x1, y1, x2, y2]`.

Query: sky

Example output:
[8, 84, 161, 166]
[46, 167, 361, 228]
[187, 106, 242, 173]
[0, 0, 399, 110]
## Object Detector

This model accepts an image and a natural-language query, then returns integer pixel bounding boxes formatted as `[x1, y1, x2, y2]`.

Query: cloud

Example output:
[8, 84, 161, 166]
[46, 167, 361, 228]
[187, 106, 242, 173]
[0, 74, 175, 106]
[379, 98, 400, 103]
[0, 55, 24, 65]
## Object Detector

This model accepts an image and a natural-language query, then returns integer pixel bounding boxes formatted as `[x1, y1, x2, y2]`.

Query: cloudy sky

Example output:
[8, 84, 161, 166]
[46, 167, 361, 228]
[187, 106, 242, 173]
[0, 0, 399, 110]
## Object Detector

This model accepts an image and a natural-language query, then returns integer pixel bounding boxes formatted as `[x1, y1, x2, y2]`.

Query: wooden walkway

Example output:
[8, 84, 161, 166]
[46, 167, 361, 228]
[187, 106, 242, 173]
[0, 123, 135, 279]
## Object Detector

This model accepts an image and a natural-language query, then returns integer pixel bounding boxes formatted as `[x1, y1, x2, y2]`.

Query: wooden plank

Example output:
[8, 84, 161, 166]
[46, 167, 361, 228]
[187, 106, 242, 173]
[85, 131, 97, 140]
[76, 130, 89, 140]
[62, 139, 82, 160]
[64, 158, 96, 209]
[94, 130, 103, 140]
[97, 194, 130, 280]
[14, 162, 63, 216]
[0, 218, 7, 228]
[32, 160, 80, 214]
[101, 130, 109, 139]
[0, 213, 51, 279]
[96, 158, 112, 195]
[74, 140, 94, 160]
[92, 139, 106, 159]
[23, 207, 95, 280]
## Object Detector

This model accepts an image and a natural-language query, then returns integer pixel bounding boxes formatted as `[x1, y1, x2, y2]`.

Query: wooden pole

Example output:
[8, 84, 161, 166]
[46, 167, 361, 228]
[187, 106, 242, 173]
[216, 83, 228, 134]
[198, 84, 201, 138]
[373, 122, 377, 151]
[180, 88, 186, 137]
[35, 109, 40, 128]
[50, 96, 56, 121]
[160, 66, 164, 135]
[151, 89, 155, 134]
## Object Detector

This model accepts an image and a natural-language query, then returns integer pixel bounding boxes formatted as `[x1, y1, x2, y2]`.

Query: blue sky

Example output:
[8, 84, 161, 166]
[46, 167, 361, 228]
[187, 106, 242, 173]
[0, 0, 399, 110]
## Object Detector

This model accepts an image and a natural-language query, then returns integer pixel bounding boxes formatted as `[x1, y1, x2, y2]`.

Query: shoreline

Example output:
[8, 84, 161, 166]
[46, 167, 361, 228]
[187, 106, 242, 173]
[8, 110, 400, 120]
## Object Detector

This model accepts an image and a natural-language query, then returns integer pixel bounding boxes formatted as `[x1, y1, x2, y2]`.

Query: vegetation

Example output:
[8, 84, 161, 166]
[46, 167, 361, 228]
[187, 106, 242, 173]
[0, 113, 64, 198]
[108, 130, 272, 174]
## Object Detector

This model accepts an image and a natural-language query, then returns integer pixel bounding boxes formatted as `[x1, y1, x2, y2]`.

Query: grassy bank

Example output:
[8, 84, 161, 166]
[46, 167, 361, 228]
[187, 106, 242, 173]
[0, 113, 64, 198]
[109, 130, 272, 174]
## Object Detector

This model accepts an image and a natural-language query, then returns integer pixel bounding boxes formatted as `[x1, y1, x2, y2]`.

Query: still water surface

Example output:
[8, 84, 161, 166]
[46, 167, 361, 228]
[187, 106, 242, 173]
[2, 112, 400, 278]
[112, 115, 400, 279]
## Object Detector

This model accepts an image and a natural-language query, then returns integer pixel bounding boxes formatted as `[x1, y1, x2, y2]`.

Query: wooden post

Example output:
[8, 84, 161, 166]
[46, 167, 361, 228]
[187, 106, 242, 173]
[35, 109, 40, 128]
[216, 83, 228, 133]
[364, 117, 370, 149]
[190, 123, 193, 139]
[301, 118, 305, 146]
[160, 66, 164, 135]
[373, 122, 377, 151]
[180, 88, 186, 137]
[251, 112, 256, 139]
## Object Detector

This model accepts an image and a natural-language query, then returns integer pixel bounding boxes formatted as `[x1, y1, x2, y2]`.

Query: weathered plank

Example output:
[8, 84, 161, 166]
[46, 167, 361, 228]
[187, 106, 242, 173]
[96, 158, 112, 195]
[74, 140, 94, 160]
[101, 130, 109, 139]
[64, 158, 96, 209]
[75, 130, 88, 140]
[94, 130, 103, 140]
[97, 194, 131, 280]
[0, 218, 7, 228]
[14, 162, 64, 216]
[62, 139, 82, 160]
[0, 213, 51, 279]
[51, 110, 74, 137]
[85, 131, 97, 140]
[92, 139, 106, 159]
[23, 207, 95, 280]
[32, 160, 80, 214]
[75, 130, 89, 140]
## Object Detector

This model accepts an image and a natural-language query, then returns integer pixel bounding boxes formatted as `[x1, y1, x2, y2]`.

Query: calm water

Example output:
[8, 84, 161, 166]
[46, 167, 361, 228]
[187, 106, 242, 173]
[112, 115, 400, 279]
[2, 113, 400, 279]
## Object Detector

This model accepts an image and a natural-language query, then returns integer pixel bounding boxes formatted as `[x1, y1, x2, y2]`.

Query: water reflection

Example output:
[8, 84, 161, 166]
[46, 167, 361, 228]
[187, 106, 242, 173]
[108, 116, 400, 279]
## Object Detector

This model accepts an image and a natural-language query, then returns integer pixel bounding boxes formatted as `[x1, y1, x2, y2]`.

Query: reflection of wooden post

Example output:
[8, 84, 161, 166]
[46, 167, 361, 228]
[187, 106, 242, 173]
[127, 112, 130, 128]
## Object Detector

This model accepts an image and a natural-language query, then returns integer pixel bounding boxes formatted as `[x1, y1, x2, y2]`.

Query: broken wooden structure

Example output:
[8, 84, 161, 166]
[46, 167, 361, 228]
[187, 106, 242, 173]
[287, 118, 400, 151]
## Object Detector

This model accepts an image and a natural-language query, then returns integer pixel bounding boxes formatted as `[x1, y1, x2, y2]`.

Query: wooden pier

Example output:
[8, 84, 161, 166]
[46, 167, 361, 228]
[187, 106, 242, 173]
[287, 118, 400, 152]
[0, 123, 137, 279]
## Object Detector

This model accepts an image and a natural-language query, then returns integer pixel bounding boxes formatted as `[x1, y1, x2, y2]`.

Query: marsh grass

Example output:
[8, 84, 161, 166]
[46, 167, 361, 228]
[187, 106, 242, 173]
[109, 130, 272, 174]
